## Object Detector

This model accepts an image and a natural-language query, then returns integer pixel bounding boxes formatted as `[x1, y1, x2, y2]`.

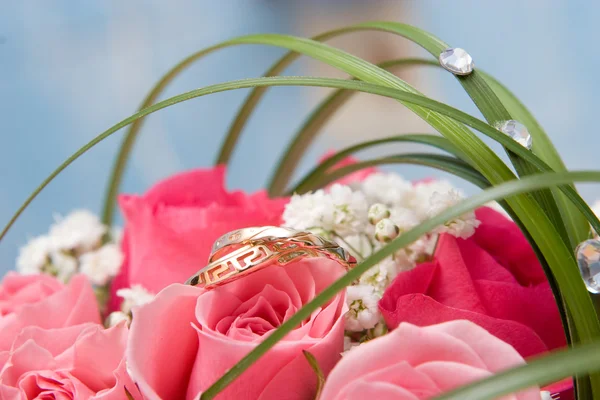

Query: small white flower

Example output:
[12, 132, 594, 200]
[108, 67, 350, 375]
[117, 284, 155, 314]
[79, 244, 123, 286]
[428, 190, 481, 239]
[539, 391, 553, 400]
[410, 180, 458, 220]
[106, 311, 130, 327]
[283, 184, 368, 236]
[361, 172, 413, 206]
[49, 251, 78, 283]
[389, 207, 420, 231]
[345, 284, 381, 332]
[359, 257, 400, 292]
[49, 210, 107, 252]
[16, 235, 53, 275]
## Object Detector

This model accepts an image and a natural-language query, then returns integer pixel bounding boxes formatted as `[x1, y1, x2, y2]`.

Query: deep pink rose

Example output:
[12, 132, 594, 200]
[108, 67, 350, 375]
[127, 259, 347, 400]
[0, 273, 100, 351]
[109, 166, 288, 309]
[320, 320, 540, 400]
[0, 322, 142, 399]
[380, 207, 566, 358]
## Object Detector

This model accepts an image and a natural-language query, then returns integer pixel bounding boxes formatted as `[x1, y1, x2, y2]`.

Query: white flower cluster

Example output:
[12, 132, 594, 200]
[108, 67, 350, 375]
[106, 284, 155, 327]
[283, 172, 482, 344]
[16, 210, 123, 286]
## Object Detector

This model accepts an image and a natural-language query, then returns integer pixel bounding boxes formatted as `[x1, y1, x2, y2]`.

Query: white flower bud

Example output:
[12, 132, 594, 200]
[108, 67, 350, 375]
[374, 218, 400, 243]
[368, 203, 391, 225]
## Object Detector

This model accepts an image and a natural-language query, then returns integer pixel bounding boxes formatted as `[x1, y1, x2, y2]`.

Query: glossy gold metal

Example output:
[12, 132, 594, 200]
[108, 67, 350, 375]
[185, 226, 356, 289]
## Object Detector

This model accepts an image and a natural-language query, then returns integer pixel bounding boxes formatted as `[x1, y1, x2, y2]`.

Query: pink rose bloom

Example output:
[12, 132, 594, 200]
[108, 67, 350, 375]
[0, 322, 142, 399]
[109, 166, 288, 309]
[320, 320, 540, 400]
[0, 273, 100, 351]
[380, 207, 565, 358]
[127, 258, 347, 400]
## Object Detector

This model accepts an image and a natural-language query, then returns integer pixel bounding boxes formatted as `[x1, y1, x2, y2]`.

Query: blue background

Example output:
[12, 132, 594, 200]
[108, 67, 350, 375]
[1, 1, 598, 274]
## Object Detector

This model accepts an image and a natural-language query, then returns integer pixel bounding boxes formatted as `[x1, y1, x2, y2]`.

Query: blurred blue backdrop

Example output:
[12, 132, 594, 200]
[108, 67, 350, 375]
[1, 0, 598, 274]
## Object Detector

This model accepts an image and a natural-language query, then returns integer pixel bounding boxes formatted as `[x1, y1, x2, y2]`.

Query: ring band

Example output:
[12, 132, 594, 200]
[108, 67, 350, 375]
[185, 227, 356, 289]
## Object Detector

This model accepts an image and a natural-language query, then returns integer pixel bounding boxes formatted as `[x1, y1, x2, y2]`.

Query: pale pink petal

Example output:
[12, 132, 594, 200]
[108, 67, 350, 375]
[424, 320, 527, 372]
[127, 284, 203, 400]
[336, 380, 421, 400]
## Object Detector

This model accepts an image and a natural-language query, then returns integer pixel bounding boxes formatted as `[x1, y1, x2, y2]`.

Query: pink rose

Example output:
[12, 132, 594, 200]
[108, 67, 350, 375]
[0, 322, 142, 399]
[127, 258, 347, 400]
[0, 273, 100, 351]
[109, 166, 288, 310]
[380, 207, 566, 358]
[320, 320, 540, 400]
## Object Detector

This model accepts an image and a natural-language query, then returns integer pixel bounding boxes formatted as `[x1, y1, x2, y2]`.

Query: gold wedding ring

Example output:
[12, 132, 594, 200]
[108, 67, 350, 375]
[185, 226, 356, 289]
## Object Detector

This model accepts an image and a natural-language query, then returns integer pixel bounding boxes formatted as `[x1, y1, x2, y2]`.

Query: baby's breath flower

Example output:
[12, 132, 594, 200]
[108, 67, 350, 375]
[117, 284, 155, 314]
[49, 251, 78, 283]
[105, 311, 130, 328]
[79, 244, 123, 286]
[49, 210, 107, 252]
[410, 180, 458, 220]
[361, 172, 412, 206]
[283, 184, 368, 236]
[428, 190, 481, 239]
[539, 392, 553, 400]
[359, 257, 400, 293]
[389, 207, 420, 231]
[345, 285, 381, 332]
[16, 235, 52, 275]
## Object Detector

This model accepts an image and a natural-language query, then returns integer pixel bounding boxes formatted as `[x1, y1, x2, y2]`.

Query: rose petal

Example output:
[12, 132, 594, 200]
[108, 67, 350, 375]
[127, 284, 203, 400]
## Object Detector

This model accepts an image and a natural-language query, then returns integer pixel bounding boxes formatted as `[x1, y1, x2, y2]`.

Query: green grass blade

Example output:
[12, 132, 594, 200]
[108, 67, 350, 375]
[289, 134, 465, 195]
[7, 77, 599, 244]
[267, 58, 431, 196]
[294, 153, 489, 194]
[433, 341, 600, 400]
[100, 43, 230, 226]
[200, 170, 600, 399]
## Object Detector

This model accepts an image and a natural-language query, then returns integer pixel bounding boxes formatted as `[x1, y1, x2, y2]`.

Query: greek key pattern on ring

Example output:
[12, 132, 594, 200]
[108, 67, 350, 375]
[187, 244, 272, 288]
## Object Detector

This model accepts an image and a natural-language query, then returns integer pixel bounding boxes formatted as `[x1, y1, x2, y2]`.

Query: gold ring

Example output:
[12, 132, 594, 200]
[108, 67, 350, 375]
[185, 226, 356, 289]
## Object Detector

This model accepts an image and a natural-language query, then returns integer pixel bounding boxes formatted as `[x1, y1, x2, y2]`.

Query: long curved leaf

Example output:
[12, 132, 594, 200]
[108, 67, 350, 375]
[201, 170, 600, 399]
[289, 134, 463, 194]
[267, 58, 433, 195]
[296, 153, 489, 193]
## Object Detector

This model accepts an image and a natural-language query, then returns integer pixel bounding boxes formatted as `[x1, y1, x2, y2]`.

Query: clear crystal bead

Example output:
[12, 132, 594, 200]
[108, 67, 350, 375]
[576, 239, 600, 294]
[439, 48, 474, 75]
[496, 120, 532, 150]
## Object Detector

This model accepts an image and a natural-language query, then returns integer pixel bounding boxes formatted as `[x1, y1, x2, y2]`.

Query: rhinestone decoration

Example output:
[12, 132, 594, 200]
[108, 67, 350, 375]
[439, 48, 474, 76]
[496, 120, 533, 150]
[576, 239, 600, 294]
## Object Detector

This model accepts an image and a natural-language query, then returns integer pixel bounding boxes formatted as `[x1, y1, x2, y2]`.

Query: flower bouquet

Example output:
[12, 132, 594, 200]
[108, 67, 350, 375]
[2, 21, 600, 400]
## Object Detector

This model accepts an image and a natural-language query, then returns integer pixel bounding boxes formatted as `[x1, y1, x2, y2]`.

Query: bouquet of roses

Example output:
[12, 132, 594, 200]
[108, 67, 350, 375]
[2, 21, 600, 400]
